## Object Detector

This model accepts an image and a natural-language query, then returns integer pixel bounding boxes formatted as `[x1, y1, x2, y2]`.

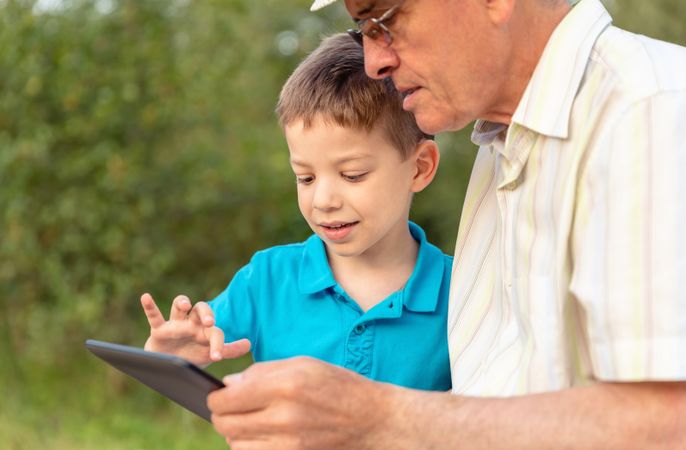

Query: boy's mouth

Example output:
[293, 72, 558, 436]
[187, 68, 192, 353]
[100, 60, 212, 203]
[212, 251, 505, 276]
[319, 221, 359, 241]
[320, 221, 358, 230]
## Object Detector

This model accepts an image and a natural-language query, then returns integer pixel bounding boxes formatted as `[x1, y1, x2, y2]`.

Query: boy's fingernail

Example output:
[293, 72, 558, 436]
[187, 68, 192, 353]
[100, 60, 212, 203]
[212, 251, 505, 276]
[212, 351, 221, 360]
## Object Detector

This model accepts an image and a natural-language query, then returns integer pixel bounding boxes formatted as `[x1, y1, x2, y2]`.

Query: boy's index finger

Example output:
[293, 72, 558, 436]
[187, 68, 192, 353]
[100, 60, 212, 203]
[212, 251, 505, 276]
[140, 293, 166, 329]
[208, 326, 225, 362]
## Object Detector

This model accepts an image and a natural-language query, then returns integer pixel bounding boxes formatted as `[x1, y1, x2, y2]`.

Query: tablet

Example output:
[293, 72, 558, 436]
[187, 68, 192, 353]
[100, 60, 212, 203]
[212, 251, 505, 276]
[85, 339, 224, 422]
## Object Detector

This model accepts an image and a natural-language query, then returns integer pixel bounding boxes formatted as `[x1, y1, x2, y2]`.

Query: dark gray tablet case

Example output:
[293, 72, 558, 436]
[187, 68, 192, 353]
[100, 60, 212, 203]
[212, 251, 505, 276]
[85, 339, 224, 422]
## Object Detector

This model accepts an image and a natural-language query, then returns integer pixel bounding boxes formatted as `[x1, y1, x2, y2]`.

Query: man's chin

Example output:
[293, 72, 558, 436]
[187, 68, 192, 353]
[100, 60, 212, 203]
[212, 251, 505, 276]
[415, 115, 449, 135]
[415, 112, 469, 135]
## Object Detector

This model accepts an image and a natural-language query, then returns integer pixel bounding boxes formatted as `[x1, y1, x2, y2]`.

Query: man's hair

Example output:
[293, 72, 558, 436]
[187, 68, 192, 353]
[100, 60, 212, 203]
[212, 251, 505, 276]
[276, 33, 429, 159]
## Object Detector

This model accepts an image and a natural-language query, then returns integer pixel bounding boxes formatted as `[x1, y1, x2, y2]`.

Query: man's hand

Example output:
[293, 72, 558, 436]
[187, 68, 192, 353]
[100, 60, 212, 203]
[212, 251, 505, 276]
[206, 356, 686, 450]
[207, 357, 402, 450]
[140, 293, 251, 366]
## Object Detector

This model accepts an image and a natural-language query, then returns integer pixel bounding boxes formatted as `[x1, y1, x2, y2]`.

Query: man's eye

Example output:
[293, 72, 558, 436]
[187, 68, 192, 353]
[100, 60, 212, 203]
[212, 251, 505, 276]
[296, 176, 314, 185]
[380, 12, 398, 27]
[342, 172, 368, 182]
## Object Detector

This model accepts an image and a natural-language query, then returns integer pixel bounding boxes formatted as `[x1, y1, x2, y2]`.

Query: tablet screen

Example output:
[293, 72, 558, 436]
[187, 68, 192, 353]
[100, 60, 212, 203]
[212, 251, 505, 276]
[85, 339, 224, 422]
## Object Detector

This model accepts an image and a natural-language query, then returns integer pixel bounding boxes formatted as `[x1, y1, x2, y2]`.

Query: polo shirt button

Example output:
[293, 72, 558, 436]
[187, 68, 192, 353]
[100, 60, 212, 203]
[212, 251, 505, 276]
[354, 324, 366, 334]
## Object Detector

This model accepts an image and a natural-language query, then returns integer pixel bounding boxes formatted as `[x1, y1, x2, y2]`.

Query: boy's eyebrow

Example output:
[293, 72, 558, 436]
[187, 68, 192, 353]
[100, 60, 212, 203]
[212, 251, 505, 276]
[334, 154, 374, 164]
[290, 154, 374, 167]
[289, 158, 310, 167]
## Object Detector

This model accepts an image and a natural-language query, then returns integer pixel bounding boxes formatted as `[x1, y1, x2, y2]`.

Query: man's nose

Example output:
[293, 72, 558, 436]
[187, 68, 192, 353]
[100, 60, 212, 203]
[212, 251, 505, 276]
[363, 37, 399, 79]
[312, 180, 343, 211]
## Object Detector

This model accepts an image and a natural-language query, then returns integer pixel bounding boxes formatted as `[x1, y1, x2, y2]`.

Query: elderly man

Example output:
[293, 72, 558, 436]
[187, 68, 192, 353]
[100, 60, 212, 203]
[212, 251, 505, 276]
[207, 0, 686, 448]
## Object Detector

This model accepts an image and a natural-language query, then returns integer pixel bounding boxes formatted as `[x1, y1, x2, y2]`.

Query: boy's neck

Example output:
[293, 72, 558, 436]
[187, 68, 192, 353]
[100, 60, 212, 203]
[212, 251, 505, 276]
[326, 224, 419, 312]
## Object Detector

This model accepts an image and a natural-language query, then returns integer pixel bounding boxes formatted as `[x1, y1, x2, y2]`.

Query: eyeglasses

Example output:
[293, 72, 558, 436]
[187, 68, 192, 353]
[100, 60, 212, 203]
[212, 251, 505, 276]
[347, 1, 404, 47]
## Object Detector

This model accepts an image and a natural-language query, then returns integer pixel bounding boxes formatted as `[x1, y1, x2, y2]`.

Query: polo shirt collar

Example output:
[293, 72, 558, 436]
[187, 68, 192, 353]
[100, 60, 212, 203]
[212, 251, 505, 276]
[298, 234, 337, 295]
[402, 221, 445, 313]
[472, 0, 612, 145]
[297, 222, 445, 314]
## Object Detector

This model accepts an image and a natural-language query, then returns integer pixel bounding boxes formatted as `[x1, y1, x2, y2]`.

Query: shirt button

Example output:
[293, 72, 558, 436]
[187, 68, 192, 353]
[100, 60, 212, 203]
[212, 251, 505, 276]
[354, 324, 366, 334]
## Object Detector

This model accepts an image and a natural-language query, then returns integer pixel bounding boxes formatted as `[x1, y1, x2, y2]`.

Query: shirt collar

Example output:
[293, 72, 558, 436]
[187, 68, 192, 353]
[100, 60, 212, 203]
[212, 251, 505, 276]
[298, 234, 337, 295]
[402, 221, 446, 313]
[472, 0, 612, 145]
[298, 222, 446, 313]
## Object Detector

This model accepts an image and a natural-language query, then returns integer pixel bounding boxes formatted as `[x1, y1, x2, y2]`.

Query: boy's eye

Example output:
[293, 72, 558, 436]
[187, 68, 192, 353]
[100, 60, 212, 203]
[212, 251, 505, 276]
[342, 172, 368, 182]
[296, 176, 314, 185]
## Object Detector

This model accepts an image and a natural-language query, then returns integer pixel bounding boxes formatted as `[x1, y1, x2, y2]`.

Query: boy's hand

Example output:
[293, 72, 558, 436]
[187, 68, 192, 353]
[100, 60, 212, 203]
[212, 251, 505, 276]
[140, 293, 251, 366]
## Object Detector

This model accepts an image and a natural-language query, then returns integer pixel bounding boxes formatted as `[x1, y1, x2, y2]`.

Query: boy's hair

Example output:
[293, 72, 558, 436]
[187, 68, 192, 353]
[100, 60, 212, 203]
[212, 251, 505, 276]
[276, 33, 429, 159]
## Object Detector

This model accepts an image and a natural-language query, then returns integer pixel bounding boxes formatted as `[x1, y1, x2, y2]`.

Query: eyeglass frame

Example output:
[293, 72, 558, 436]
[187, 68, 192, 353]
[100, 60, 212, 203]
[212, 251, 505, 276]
[346, 1, 404, 47]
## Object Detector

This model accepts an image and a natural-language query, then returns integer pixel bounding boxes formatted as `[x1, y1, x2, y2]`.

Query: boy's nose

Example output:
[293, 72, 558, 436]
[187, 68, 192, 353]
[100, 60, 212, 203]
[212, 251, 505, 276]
[312, 181, 343, 211]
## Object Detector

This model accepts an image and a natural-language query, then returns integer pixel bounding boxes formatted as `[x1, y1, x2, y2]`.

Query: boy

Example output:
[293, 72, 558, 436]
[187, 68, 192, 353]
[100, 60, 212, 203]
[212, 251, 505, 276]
[140, 33, 451, 391]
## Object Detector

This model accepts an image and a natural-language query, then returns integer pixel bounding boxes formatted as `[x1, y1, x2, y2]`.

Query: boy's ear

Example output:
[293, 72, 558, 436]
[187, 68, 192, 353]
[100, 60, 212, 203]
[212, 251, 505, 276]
[411, 139, 440, 193]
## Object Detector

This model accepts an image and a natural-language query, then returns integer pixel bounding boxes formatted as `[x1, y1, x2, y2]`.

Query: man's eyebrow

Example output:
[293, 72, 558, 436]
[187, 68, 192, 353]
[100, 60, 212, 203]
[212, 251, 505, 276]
[356, 5, 374, 16]
[353, 1, 377, 18]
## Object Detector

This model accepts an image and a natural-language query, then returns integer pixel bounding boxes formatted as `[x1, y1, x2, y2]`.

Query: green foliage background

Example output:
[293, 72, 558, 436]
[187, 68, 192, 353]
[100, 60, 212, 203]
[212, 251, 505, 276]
[0, 0, 684, 448]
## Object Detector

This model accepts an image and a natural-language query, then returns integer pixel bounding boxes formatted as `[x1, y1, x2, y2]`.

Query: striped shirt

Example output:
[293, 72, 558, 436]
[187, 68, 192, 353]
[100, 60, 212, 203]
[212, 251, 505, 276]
[447, 0, 686, 396]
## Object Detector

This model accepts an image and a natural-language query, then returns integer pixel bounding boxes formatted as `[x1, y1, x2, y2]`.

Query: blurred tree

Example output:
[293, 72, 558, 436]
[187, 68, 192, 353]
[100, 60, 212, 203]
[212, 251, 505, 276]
[0, 0, 316, 367]
[605, 0, 686, 44]
[0, 0, 683, 372]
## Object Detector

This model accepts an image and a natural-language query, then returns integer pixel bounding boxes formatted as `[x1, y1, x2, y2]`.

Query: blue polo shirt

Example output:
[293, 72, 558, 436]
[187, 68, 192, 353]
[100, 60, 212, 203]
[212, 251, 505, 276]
[209, 221, 452, 391]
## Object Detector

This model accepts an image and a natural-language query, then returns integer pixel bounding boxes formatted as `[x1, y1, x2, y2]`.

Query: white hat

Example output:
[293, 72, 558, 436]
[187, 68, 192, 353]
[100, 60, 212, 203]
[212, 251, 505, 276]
[310, 0, 339, 11]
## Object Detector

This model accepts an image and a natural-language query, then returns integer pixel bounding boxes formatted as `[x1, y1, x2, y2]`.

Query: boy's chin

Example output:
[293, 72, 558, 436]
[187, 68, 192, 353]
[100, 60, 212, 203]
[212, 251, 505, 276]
[322, 242, 363, 259]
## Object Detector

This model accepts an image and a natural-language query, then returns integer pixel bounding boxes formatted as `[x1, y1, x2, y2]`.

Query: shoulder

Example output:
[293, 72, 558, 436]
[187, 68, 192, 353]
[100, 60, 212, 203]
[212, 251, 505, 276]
[590, 26, 686, 101]
[427, 241, 453, 269]
[251, 240, 309, 261]
[223, 239, 317, 298]
[420, 233, 453, 264]
[246, 239, 311, 269]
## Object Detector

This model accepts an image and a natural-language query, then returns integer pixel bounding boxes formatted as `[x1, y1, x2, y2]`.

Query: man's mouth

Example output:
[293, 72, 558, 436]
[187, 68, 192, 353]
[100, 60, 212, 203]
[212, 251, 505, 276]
[397, 85, 421, 110]
[402, 88, 417, 99]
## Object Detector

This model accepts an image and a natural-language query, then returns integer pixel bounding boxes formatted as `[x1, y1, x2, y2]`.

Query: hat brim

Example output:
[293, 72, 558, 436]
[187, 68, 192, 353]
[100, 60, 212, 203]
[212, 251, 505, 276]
[310, 0, 339, 11]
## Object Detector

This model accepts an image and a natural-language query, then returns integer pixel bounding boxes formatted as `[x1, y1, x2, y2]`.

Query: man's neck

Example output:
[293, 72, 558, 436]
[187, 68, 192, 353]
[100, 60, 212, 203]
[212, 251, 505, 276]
[483, 0, 572, 125]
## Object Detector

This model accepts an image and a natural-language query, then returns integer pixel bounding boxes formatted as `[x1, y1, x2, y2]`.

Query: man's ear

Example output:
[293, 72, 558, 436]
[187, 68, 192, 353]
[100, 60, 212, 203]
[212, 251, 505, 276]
[410, 139, 440, 193]
[485, 0, 516, 25]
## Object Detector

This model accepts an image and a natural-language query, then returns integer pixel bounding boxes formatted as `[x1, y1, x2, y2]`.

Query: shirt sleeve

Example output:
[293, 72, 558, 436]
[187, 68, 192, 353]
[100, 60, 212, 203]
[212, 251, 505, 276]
[208, 255, 261, 347]
[571, 90, 686, 381]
